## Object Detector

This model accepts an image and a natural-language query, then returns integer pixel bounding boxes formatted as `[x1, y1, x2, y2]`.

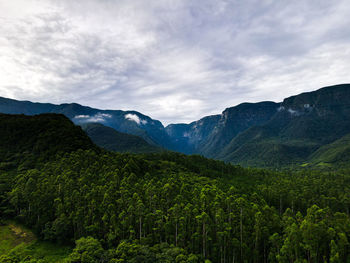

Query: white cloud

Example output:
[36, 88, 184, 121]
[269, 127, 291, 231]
[74, 115, 90, 119]
[74, 112, 112, 122]
[125, 113, 147, 125]
[1, 0, 350, 125]
[287, 108, 300, 116]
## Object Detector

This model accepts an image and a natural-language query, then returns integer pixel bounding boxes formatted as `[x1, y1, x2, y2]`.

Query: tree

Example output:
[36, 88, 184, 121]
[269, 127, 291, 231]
[67, 236, 105, 263]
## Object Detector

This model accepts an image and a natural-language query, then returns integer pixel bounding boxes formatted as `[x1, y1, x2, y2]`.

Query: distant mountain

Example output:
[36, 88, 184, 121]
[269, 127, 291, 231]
[1, 84, 350, 167]
[81, 123, 160, 153]
[218, 84, 350, 166]
[165, 84, 350, 167]
[197, 102, 279, 157]
[0, 97, 173, 149]
[165, 102, 279, 156]
[165, 115, 221, 154]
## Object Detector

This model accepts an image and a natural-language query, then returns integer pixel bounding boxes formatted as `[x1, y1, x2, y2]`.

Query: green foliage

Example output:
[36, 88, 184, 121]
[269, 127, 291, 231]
[81, 122, 160, 153]
[66, 237, 104, 263]
[310, 132, 350, 168]
[0, 223, 70, 262]
[0, 114, 95, 167]
[219, 84, 350, 167]
[4, 149, 350, 262]
[0, 113, 97, 219]
[2, 113, 350, 262]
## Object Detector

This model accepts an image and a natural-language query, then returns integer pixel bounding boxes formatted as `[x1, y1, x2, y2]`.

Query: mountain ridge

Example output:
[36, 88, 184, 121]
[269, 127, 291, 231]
[1, 83, 350, 167]
[0, 96, 172, 149]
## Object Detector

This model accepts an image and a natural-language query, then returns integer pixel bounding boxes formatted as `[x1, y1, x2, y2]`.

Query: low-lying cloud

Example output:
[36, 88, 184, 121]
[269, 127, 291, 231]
[74, 113, 112, 123]
[125, 113, 147, 125]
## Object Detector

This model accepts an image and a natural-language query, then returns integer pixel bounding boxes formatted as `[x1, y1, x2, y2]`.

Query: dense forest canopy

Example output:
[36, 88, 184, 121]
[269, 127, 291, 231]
[0, 114, 350, 262]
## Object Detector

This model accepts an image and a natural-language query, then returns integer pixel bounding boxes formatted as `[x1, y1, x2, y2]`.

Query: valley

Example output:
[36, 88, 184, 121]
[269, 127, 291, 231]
[0, 85, 350, 262]
[1, 84, 350, 168]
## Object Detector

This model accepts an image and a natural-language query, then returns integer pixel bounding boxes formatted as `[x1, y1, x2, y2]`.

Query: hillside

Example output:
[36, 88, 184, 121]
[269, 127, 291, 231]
[0, 97, 173, 149]
[165, 115, 221, 154]
[219, 84, 350, 166]
[0, 222, 70, 262]
[197, 102, 279, 157]
[0, 113, 95, 169]
[1, 84, 350, 167]
[81, 122, 160, 153]
[0, 113, 350, 262]
[0, 113, 97, 219]
[309, 132, 350, 167]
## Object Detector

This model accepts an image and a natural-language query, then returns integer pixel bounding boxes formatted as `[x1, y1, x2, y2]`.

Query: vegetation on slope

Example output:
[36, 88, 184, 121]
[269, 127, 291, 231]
[0, 222, 71, 262]
[1, 113, 350, 262]
[0, 97, 173, 148]
[2, 84, 350, 168]
[309, 133, 350, 167]
[81, 122, 160, 153]
[219, 84, 350, 167]
[0, 113, 96, 168]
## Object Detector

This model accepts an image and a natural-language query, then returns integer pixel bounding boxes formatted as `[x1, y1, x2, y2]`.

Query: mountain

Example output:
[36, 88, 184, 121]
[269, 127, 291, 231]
[2, 111, 350, 263]
[219, 84, 350, 166]
[0, 97, 173, 149]
[165, 115, 221, 154]
[1, 84, 350, 167]
[80, 123, 160, 153]
[0, 97, 280, 156]
[165, 102, 279, 156]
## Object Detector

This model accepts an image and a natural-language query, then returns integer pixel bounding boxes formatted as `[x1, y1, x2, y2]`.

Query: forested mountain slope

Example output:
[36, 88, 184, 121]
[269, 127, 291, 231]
[0, 97, 173, 149]
[197, 101, 279, 157]
[1, 84, 350, 167]
[0, 113, 97, 230]
[309, 132, 350, 167]
[1, 113, 350, 262]
[165, 102, 279, 156]
[219, 84, 350, 166]
[0, 113, 95, 169]
[81, 122, 160, 153]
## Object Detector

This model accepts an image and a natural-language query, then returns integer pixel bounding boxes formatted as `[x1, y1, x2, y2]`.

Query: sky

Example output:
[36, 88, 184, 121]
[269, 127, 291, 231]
[1, 0, 350, 125]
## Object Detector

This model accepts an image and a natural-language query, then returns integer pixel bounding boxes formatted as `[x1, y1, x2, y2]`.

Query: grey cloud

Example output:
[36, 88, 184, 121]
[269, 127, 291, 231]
[1, 0, 350, 125]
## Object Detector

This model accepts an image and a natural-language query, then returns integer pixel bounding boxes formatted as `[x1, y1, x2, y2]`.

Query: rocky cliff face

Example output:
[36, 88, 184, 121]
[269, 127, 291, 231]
[165, 115, 221, 154]
[166, 102, 279, 155]
[198, 101, 280, 157]
[219, 84, 350, 166]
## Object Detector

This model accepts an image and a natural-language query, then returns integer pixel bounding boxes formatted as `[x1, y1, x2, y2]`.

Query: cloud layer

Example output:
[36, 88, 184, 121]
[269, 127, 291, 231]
[74, 113, 112, 122]
[1, 0, 350, 124]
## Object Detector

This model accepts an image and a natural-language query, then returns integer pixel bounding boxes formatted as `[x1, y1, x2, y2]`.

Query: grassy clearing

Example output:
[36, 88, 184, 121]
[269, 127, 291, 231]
[0, 223, 35, 254]
[0, 222, 71, 262]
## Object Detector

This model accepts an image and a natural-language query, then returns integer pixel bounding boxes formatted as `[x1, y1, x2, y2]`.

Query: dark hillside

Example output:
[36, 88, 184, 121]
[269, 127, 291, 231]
[81, 122, 160, 153]
[0, 113, 96, 169]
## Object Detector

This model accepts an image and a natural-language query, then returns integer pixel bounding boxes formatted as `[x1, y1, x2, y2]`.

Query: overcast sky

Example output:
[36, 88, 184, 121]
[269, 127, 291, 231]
[1, 0, 350, 125]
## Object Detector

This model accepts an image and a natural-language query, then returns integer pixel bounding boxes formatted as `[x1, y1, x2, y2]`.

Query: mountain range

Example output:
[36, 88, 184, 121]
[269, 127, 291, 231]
[1, 84, 350, 167]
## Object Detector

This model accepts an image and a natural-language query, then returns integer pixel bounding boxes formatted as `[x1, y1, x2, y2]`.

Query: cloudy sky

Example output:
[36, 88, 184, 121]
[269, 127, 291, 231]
[1, 0, 350, 124]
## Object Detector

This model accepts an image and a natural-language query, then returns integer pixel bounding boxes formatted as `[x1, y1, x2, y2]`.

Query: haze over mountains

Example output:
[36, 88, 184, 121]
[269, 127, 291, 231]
[1, 84, 350, 167]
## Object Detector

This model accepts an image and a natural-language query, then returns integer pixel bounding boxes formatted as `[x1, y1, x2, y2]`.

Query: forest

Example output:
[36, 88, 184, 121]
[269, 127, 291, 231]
[0, 114, 350, 262]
